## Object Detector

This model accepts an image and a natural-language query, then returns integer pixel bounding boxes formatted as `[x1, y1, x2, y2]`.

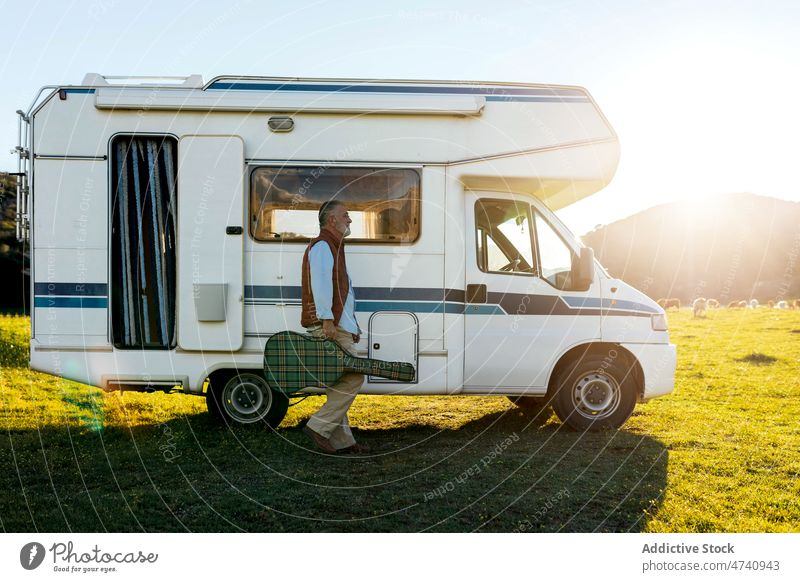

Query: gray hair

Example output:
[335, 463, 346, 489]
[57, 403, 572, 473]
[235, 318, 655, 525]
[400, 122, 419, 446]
[318, 200, 344, 228]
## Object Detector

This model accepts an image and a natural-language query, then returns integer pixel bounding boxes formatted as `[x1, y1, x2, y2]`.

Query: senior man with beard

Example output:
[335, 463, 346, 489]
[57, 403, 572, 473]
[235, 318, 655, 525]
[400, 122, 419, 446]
[300, 200, 370, 455]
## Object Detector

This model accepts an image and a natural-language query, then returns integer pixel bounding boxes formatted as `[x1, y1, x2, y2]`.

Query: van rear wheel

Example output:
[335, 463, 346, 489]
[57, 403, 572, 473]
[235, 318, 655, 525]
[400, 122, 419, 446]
[206, 371, 289, 427]
[551, 354, 636, 431]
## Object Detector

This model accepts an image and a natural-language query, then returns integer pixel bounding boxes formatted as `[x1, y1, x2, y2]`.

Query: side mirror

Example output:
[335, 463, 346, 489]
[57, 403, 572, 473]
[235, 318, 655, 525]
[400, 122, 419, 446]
[572, 247, 595, 291]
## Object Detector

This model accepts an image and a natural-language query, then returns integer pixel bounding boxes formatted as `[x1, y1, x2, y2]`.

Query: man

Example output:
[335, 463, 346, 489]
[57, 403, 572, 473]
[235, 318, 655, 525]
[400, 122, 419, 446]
[300, 200, 370, 454]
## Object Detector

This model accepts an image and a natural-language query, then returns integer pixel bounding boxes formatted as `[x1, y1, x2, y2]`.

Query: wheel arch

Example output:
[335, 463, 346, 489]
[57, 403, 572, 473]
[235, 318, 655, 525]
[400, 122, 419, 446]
[202, 363, 263, 392]
[546, 342, 644, 400]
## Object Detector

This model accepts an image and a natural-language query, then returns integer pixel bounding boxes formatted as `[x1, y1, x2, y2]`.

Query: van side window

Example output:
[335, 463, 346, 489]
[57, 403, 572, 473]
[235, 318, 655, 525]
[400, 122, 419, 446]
[250, 166, 420, 243]
[474, 200, 534, 275]
[533, 211, 575, 289]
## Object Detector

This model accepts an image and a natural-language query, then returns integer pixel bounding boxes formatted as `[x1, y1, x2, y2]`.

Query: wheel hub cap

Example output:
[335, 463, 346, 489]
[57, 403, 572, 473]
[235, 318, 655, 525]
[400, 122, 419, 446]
[222, 375, 272, 423]
[573, 372, 620, 419]
[230, 382, 264, 414]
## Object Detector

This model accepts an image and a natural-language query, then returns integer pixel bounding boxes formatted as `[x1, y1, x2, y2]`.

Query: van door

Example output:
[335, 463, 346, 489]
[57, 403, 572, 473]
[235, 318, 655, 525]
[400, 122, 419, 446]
[177, 135, 245, 351]
[463, 192, 601, 390]
[367, 311, 418, 383]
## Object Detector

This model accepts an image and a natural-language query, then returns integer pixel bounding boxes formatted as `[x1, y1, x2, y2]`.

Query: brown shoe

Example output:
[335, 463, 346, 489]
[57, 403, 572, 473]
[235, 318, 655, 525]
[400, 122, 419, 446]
[336, 442, 372, 455]
[303, 425, 336, 454]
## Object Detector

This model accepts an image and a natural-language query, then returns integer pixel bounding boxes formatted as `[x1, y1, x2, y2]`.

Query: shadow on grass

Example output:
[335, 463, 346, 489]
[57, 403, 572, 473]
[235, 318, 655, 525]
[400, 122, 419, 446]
[0, 407, 667, 533]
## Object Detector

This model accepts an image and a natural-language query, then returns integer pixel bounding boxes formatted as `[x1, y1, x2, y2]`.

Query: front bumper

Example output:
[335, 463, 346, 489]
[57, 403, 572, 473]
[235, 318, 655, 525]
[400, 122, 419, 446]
[620, 342, 677, 401]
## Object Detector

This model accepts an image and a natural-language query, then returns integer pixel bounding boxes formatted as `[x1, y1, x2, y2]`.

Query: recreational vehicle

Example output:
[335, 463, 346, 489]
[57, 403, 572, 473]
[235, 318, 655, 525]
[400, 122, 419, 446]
[12, 73, 676, 430]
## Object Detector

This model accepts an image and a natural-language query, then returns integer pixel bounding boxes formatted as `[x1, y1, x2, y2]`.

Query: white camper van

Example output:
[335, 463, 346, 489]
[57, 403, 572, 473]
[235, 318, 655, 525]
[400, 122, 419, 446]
[13, 73, 676, 431]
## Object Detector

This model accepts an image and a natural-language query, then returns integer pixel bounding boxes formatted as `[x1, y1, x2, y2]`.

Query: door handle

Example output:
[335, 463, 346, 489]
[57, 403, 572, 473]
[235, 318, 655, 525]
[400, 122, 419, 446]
[466, 284, 487, 303]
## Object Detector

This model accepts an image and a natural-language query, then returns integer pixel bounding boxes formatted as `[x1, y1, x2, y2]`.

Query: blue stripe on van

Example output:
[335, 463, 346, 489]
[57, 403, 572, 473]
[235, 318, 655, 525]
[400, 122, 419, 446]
[62, 89, 96, 94]
[34, 296, 108, 308]
[355, 300, 467, 314]
[34, 282, 108, 296]
[243, 299, 498, 315]
[33, 282, 108, 309]
[245, 285, 301, 300]
[463, 304, 507, 315]
[243, 285, 652, 317]
[206, 82, 588, 100]
[353, 287, 452, 301]
[244, 285, 458, 302]
[34, 282, 653, 316]
[561, 296, 658, 314]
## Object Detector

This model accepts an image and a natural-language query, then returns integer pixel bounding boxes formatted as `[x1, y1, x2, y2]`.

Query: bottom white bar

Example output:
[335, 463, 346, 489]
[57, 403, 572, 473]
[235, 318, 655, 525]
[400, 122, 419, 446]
[2, 533, 797, 581]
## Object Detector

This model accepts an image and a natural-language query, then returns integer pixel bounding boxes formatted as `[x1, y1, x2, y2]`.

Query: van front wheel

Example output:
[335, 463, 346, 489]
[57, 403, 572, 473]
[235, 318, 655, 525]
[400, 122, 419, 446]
[206, 371, 289, 427]
[552, 355, 636, 430]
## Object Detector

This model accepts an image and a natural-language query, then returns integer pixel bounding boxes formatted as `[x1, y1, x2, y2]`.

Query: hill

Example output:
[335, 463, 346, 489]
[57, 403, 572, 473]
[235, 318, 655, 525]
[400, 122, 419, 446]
[581, 193, 800, 303]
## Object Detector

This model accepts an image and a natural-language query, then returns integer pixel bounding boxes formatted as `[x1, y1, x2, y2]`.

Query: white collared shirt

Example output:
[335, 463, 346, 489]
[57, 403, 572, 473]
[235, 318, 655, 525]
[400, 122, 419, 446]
[308, 241, 360, 335]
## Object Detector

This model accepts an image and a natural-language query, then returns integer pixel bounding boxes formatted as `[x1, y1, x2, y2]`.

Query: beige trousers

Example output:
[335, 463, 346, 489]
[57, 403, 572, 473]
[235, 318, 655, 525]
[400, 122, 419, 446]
[305, 326, 364, 449]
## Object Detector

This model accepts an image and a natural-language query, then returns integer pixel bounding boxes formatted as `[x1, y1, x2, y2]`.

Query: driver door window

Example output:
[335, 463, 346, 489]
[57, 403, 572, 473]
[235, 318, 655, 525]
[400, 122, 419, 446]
[475, 200, 534, 275]
[533, 211, 574, 289]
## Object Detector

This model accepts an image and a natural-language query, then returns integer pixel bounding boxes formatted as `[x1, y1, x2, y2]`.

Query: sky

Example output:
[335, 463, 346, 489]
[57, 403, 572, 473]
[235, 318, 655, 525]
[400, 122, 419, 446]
[2, 0, 799, 235]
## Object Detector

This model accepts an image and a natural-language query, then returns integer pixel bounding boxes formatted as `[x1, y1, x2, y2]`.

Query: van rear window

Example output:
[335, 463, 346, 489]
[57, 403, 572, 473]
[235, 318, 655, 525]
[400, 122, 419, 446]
[250, 166, 420, 243]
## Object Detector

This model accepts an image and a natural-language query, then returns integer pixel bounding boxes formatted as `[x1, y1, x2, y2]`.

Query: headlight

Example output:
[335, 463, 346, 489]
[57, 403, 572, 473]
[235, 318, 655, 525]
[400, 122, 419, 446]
[651, 313, 668, 331]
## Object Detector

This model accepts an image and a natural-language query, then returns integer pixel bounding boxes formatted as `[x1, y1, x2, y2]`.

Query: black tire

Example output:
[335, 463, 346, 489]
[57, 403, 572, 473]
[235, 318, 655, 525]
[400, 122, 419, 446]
[206, 371, 289, 428]
[551, 354, 637, 431]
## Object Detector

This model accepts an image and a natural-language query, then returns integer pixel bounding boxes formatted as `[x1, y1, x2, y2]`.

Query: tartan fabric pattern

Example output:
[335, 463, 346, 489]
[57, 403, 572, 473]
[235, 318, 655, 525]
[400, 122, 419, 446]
[339, 352, 416, 382]
[263, 331, 415, 394]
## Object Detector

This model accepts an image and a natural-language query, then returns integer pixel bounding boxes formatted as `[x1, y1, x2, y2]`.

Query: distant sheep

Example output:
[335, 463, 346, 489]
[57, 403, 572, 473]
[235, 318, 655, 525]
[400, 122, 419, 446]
[664, 298, 681, 310]
[738, 300, 748, 308]
[793, 299, 800, 310]
[748, 299, 759, 309]
[776, 300, 789, 309]
[707, 298, 720, 309]
[768, 300, 775, 309]
[692, 298, 707, 318]
[657, 298, 667, 309]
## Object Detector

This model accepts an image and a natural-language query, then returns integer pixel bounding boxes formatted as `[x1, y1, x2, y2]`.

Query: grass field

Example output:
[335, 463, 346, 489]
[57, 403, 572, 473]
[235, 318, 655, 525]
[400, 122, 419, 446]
[1, 310, 799, 532]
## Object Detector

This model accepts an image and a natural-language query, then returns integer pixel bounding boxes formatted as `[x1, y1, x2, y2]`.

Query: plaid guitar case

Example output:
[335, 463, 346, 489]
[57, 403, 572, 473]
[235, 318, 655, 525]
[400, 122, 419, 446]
[263, 331, 416, 394]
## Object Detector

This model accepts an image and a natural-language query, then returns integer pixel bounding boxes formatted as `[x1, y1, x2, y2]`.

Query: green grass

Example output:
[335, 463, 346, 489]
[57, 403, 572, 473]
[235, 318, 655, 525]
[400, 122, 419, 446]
[1, 309, 799, 532]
